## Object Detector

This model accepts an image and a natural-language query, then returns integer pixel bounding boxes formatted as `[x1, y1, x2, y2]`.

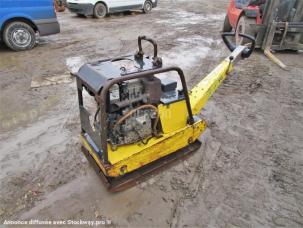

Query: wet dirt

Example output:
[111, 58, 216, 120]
[1, 0, 303, 227]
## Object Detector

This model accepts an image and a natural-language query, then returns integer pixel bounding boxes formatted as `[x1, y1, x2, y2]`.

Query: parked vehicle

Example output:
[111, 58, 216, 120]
[55, 0, 66, 12]
[0, 0, 60, 51]
[223, 0, 303, 69]
[66, 0, 158, 18]
[223, 0, 303, 50]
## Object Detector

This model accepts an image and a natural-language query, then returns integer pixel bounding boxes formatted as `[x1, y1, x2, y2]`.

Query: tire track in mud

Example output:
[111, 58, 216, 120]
[165, 54, 303, 227]
[0, 90, 87, 221]
[168, 143, 206, 228]
[264, 62, 303, 227]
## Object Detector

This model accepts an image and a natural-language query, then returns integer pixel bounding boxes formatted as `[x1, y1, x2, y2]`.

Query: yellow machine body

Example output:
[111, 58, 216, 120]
[75, 32, 254, 191]
[81, 58, 233, 178]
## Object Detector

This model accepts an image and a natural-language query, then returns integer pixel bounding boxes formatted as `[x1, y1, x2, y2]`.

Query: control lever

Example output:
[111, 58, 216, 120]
[222, 32, 256, 58]
[135, 35, 162, 67]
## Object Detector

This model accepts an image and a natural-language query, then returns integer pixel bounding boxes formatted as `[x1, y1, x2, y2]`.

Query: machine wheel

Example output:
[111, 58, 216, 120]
[3, 21, 36, 51]
[222, 14, 232, 32]
[93, 3, 107, 19]
[235, 16, 256, 45]
[143, 1, 153, 13]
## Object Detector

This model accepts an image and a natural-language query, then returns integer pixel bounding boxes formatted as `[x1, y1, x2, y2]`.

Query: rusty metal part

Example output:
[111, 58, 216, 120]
[141, 76, 162, 104]
[110, 94, 149, 111]
[113, 104, 160, 136]
[135, 36, 162, 67]
[98, 66, 195, 164]
[81, 140, 201, 192]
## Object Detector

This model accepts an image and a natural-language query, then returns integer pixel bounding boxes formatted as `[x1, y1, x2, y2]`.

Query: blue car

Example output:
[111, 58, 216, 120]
[0, 0, 60, 51]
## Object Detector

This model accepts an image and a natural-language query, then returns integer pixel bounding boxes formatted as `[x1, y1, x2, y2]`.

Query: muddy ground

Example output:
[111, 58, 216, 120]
[1, 0, 303, 227]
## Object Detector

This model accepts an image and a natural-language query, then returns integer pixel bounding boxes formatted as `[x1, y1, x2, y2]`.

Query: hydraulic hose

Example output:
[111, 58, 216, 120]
[113, 104, 160, 137]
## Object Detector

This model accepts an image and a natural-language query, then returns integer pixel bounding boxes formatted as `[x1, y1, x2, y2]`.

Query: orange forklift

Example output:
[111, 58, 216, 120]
[223, 0, 303, 69]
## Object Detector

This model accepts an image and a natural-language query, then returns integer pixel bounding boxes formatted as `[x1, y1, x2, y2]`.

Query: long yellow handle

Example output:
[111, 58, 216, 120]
[189, 59, 233, 115]
[189, 44, 250, 115]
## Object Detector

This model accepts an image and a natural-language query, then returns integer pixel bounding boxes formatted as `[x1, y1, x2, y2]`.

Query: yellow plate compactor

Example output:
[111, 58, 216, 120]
[75, 33, 255, 192]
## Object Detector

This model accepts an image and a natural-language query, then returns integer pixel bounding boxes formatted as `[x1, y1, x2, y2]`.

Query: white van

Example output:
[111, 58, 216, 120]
[66, 0, 158, 18]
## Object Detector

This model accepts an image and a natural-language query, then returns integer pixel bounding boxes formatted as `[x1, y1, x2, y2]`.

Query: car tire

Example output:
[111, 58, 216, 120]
[222, 14, 232, 32]
[235, 16, 256, 45]
[93, 3, 107, 19]
[143, 1, 152, 13]
[3, 21, 36, 51]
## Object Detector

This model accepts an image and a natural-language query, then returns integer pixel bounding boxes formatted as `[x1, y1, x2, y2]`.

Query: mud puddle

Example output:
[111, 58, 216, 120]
[66, 56, 88, 74]
[163, 35, 221, 69]
[156, 10, 224, 28]
[0, 82, 83, 220]
[158, 35, 222, 88]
